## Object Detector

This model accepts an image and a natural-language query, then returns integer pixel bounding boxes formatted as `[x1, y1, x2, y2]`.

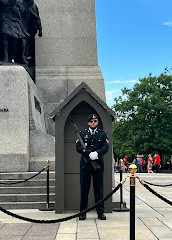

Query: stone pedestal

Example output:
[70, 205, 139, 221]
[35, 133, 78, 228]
[0, 65, 55, 172]
[35, 0, 98, 66]
[0, 66, 30, 172]
[35, 0, 106, 135]
[28, 73, 55, 171]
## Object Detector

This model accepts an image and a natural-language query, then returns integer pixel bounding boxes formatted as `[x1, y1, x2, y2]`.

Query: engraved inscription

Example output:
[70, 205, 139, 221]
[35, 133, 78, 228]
[34, 96, 41, 114]
[0, 108, 9, 112]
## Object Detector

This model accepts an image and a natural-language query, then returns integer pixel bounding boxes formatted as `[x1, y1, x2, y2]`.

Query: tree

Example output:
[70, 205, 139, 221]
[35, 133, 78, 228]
[112, 74, 172, 161]
[112, 121, 135, 161]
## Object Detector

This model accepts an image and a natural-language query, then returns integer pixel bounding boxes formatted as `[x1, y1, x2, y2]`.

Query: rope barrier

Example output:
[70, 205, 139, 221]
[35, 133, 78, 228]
[141, 180, 172, 187]
[0, 180, 125, 224]
[0, 167, 46, 185]
[137, 177, 172, 206]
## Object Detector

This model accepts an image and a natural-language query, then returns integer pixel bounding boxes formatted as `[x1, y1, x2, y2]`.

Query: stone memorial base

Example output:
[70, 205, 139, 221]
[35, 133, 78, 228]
[0, 66, 29, 172]
[0, 65, 55, 172]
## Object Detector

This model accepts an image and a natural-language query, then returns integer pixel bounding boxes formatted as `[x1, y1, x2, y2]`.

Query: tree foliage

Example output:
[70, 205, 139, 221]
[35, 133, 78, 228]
[112, 74, 172, 158]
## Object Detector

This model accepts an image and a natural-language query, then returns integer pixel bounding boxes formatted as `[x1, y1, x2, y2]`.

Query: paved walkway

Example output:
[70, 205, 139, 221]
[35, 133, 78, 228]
[0, 173, 171, 240]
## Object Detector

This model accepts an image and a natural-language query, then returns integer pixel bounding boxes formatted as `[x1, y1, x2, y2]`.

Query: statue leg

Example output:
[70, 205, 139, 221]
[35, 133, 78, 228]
[0, 34, 9, 62]
[20, 38, 28, 64]
[15, 38, 28, 64]
[8, 36, 15, 62]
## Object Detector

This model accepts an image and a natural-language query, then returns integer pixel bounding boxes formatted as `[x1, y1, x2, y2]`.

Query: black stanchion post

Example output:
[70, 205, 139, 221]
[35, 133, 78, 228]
[113, 159, 130, 212]
[39, 160, 54, 211]
[119, 159, 123, 209]
[46, 160, 50, 209]
[129, 164, 137, 240]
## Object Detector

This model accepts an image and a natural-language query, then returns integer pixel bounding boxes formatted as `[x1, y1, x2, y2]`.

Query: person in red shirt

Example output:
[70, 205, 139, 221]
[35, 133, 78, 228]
[154, 152, 161, 173]
[141, 157, 146, 171]
[123, 155, 129, 172]
[147, 154, 154, 173]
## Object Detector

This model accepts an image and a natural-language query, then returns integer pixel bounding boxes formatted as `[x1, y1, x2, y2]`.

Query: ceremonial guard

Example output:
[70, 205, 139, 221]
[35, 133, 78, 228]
[76, 114, 109, 220]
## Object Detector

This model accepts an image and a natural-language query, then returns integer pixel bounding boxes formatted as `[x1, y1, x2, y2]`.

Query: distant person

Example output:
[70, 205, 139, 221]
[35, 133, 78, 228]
[132, 155, 137, 165]
[154, 152, 161, 173]
[147, 154, 154, 173]
[119, 159, 126, 173]
[133, 155, 143, 173]
[114, 162, 119, 173]
[123, 155, 129, 172]
[141, 157, 146, 172]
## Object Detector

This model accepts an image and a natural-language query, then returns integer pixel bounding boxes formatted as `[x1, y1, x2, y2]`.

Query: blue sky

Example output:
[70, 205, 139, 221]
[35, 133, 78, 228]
[95, 0, 172, 107]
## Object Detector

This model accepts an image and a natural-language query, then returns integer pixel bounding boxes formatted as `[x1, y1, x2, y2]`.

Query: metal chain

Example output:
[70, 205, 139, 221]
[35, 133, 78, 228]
[0, 167, 46, 185]
[0, 180, 126, 224]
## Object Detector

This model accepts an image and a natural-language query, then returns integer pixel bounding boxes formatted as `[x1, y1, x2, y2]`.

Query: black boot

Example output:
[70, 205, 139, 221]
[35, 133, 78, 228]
[79, 213, 86, 220]
[98, 214, 106, 220]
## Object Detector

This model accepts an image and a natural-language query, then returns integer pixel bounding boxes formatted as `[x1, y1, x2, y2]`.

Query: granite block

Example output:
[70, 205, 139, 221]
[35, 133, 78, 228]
[0, 66, 30, 172]
[34, 0, 98, 66]
[36, 38, 98, 66]
[36, 75, 68, 103]
[30, 130, 55, 157]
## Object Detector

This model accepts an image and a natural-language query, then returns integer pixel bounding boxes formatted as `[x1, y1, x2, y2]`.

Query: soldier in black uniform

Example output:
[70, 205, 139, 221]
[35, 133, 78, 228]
[76, 114, 109, 220]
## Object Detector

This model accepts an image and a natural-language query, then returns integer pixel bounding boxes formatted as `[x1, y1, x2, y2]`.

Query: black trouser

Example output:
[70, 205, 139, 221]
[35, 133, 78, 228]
[80, 162, 104, 215]
[155, 165, 160, 173]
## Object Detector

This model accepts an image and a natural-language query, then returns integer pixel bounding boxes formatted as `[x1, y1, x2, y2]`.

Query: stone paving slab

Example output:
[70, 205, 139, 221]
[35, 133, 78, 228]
[0, 223, 32, 236]
[77, 226, 99, 239]
[0, 236, 23, 240]
[26, 223, 59, 236]
[22, 236, 56, 240]
[55, 233, 76, 240]
[58, 222, 77, 234]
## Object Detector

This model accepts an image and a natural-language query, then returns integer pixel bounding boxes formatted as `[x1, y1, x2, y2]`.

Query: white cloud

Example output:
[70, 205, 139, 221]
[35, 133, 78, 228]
[107, 79, 137, 84]
[124, 80, 137, 83]
[106, 89, 121, 100]
[107, 80, 122, 84]
[163, 22, 172, 27]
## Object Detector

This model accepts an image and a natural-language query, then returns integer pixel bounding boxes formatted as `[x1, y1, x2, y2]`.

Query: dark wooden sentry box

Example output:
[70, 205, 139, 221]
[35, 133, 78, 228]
[50, 82, 115, 213]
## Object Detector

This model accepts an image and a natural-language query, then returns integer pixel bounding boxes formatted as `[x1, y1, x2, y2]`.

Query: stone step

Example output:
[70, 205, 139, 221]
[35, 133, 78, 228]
[0, 171, 55, 180]
[0, 202, 55, 210]
[0, 193, 55, 202]
[0, 171, 56, 210]
[0, 186, 55, 194]
[0, 179, 55, 187]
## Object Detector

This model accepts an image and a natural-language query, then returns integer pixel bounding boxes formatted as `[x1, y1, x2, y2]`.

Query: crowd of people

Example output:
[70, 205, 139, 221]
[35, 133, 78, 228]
[114, 153, 161, 173]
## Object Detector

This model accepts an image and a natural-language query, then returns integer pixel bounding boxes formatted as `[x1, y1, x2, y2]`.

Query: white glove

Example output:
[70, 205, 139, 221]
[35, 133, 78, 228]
[89, 151, 99, 160]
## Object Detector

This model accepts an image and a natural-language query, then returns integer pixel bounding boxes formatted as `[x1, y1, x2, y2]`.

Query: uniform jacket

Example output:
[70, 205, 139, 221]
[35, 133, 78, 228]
[76, 128, 109, 170]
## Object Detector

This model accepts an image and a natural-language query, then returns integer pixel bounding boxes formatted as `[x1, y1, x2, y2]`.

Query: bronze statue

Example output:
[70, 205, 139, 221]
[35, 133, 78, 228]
[0, 0, 29, 64]
[0, 0, 42, 66]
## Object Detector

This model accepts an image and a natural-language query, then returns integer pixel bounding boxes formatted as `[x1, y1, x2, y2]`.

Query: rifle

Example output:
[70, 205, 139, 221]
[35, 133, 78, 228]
[69, 115, 100, 171]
